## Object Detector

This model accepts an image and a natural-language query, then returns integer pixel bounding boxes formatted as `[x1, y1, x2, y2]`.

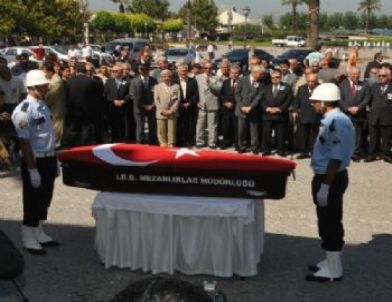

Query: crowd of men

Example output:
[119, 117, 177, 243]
[0, 45, 391, 171]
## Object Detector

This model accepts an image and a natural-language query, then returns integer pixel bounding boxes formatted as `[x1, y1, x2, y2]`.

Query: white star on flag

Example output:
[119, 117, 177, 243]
[172, 148, 200, 159]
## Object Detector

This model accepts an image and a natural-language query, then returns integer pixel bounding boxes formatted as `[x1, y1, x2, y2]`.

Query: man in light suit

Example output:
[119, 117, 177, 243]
[261, 69, 294, 156]
[365, 66, 392, 163]
[339, 67, 370, 161]
[105, 65, 131, 142]
[195, 61, 222, 148]
[235, 65, 264, 154]
[129, 63, 158, 145]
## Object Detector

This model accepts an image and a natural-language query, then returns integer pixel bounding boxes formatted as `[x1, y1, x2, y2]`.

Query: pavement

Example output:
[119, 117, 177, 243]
[0, 154, 391, 302]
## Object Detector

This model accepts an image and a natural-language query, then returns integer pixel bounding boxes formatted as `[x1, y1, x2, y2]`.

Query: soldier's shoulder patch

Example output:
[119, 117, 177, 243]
[19, 119, 29, 129]
[21, 102, 29, 112]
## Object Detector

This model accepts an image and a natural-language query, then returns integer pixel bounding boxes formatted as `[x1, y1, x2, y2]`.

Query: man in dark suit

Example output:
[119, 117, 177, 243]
[364, 52, 383, 79]
[105, 65, 131, 142]
[292, 72, 321, 159]
[131, 50, 152, 74]
[235, 65, 264, 154]
[129, 63, 158, 145]
[339, 67, 370, 161]
[365, 66, 392, 163]
[62, 63, 105, 147]
[176, 64, 199, 147]
[220, 64, 241, 149]
[261, 69, 294, 156]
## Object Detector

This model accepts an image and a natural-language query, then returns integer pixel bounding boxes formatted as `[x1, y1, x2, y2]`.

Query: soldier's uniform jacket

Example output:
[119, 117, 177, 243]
[11, 95, 55, 153]
[311, 108, 355, 174]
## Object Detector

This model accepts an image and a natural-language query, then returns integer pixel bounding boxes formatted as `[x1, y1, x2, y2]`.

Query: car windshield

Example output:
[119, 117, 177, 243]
[166, 49, 188, 56]
[133, 42, 147, 52]
[51, 45, 68, 55]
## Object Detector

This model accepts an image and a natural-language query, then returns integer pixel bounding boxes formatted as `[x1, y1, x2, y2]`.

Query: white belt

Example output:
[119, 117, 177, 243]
[34, 151, 56, 158]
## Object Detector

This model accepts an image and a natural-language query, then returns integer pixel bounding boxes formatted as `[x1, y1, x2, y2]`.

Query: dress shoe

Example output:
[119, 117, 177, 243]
[351, 154, 361, 162]
[238, 148, 247, 154]
[277, 151, 287, 157]
[262, 151, 271, 156]
[364, 155, 377, 162]
[22, 225, 46, 255]
[382, 155, 392, 163]
[306, 251, 343, 283]
[296, 153, 310, 160]
[252, 150, 259, 155]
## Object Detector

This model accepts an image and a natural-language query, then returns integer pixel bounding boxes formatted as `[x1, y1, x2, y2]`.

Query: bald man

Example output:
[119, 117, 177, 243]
[339, 67, 370, 161]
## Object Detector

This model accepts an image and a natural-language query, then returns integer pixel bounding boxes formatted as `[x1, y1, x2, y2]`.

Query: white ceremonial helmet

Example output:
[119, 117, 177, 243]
[309, 83, 341, 102]
[26, 69, 50, 88]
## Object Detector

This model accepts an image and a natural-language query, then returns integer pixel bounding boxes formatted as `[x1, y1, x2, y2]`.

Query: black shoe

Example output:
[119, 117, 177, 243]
[296, 153, 310, 160]
[351, 154, 361, 162]
[305, 274, 343, 283]
[24, 247, 47, 255]
[277, 151, 287, 157]
[262, 151, 271, 156]
[41, 240, 60, 247]
[382, 155, 392, 163]
[252, 150, 259, 155]
[238, 148, 247, 154]
[308, 265, 320, 272]
[209, 145, 216, 150]
[364, 155, 377, 162]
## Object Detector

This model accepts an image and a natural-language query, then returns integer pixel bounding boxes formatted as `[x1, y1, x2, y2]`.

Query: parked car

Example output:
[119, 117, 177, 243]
[213, 48, 274, 71]
[30, 45, 69, 61]
[0, 47, 36, 63]
[164, 48, 193, 65]
[90, 44, 114, 65]
[272, 36, 306, 47]
[105, 38, 150, 61]
[272, 48, 341, 69]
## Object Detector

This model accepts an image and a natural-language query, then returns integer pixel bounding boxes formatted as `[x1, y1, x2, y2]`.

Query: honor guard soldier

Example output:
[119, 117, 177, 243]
[12, 69, 59, 255]
[306, 83, 355, 282]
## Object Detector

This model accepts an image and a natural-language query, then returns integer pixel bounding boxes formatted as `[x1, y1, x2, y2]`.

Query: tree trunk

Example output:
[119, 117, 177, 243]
[292, 3, 298, 34]
[307, 0, 320, 48]
[365, 8, 370, 34]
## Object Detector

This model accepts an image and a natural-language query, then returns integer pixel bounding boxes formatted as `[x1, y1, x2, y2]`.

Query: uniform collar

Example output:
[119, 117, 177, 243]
[324, 107, 340, 118]
[26, 94, 43, 104]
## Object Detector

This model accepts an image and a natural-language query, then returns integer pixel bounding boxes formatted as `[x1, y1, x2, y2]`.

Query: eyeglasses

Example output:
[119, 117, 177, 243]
[378, 74, 388, 78]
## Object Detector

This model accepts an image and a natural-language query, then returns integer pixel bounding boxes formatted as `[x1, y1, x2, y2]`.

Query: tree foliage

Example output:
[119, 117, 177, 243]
[178, 0, 218, 34]
[111, 0, 170, 20]
[162, 19, 185, 32]
[0, 0, 87, 38]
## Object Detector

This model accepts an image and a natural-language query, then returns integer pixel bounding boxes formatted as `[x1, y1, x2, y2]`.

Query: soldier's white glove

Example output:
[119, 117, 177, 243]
[28, 168, 41, 188]
[317, 183, 330, 207]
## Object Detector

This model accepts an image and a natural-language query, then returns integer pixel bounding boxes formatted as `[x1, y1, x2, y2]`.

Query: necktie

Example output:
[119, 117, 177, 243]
[231, 80, 236, 94]
[143, 77, 148, 89]
[273, 85, 278, 98]
[381, 85, 386, 94]
[351, 83, 356, 96]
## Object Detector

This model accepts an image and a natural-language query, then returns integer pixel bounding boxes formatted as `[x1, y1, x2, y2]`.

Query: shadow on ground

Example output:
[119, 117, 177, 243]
[0, 220, 391, 302]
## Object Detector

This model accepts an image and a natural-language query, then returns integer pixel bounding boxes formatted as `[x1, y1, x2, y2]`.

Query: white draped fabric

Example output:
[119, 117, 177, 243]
[92, 192, 264, 277]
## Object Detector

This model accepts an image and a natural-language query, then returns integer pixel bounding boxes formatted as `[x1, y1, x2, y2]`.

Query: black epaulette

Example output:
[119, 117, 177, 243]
[329, 120, 336, 132]
[21, 102, 29, 112]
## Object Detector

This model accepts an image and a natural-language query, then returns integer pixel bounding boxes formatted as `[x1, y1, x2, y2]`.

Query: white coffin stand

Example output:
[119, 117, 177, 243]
[92, 192, 264, 277]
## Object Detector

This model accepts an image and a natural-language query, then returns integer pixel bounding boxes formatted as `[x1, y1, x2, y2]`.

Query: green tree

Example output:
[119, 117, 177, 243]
[282, 0, 305, 33]
[343, 12, 359, 30]
[162, 19, 184, 32]
[91, 11, 116, 32]
[358, 0, 381, 33]
[263, 15, 274, 30]
[178, 0, 218, 35]
[112, 0, 170, 20]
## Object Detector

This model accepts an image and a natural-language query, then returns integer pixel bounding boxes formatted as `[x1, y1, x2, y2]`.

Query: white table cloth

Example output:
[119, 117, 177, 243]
[92, 192, 264, 277]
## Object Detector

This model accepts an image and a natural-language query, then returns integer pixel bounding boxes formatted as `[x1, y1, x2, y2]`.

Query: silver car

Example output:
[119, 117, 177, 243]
[0, 47, 36, 64]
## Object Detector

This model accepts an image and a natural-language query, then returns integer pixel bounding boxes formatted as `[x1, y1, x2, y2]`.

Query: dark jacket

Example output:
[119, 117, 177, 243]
[129, 76, 158, 115]
[294, 84, 320, 124]
[176, 77, 199, 110]
[234, 75, 263, 119]
[339, 79, 370, 122]
[220, 78, 237, 109]
[368, 82, 392, 126]
[364, 60, 382, 79]
[261, 83, 293, 121]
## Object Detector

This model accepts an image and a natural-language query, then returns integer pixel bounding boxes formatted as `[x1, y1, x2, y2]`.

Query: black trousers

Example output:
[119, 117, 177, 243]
[134, 112, 157, 145]
[221, 107, 237, 146]
[21, 157, 57, 227]
[368, 122, 392, 156]
[238, 117, 259, 151]
[176, 109, 197, 146]
[110, 107, 130, 142]
[262, 120, 286, 152]
[297, 123, 319, 154]
[312, 170, 348, 251]
[62, 119, 103, 147]
[351, 120, 367, 156]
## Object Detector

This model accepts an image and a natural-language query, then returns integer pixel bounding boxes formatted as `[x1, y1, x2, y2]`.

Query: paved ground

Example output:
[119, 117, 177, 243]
[0, 154, 391, 302]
